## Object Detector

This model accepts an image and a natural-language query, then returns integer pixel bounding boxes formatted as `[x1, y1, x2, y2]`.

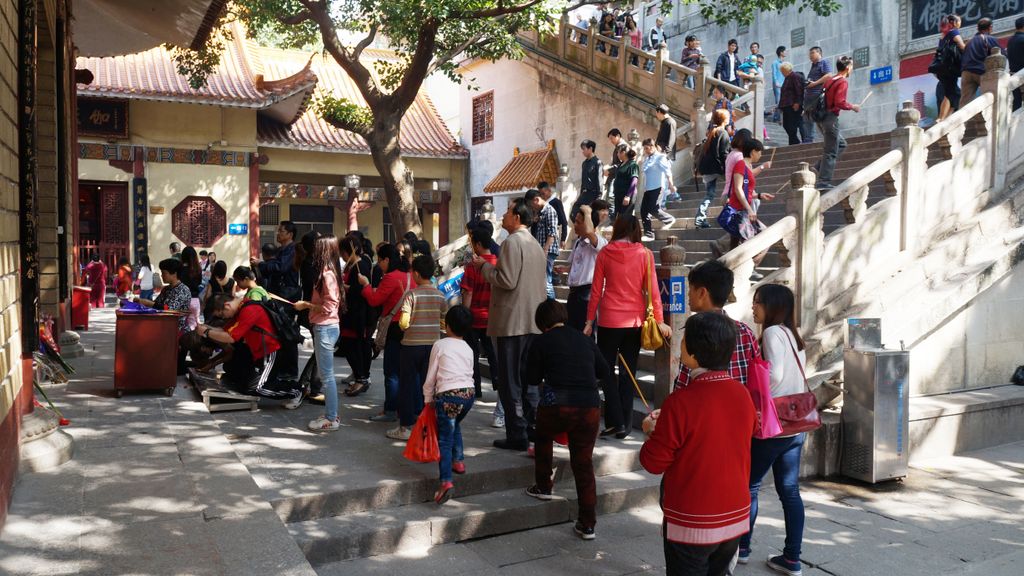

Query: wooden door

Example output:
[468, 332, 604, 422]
[78, 181, 130, 285]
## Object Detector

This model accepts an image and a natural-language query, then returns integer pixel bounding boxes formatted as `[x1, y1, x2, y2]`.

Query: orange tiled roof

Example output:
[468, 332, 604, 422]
[76, 31, 317, 118]
[483, 143, 559, 194]
[255, 47, 466, 159]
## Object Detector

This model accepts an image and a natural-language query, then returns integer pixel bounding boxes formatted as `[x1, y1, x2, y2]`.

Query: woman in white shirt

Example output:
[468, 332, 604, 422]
[136, 255, 154, 301]
[740, 284, 807, 576]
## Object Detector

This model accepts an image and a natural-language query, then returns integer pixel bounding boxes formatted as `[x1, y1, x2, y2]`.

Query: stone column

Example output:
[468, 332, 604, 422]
[891, 101, 924, 254]
[751, 76, 765, 145]
[786, 163, 821, 333]
[654, 237, 687, 409]
[981, 51, 1010, 191]
[656, 45, 667, 104]
[693, 56, 709, 140]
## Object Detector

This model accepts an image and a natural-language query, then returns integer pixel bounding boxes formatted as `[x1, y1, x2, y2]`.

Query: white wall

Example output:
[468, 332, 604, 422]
[460, 58, 662, 200]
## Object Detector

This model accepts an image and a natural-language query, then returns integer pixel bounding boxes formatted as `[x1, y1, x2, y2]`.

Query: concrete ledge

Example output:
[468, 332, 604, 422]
[289, 471, 661, 566]
[909, 384, 1024, 462]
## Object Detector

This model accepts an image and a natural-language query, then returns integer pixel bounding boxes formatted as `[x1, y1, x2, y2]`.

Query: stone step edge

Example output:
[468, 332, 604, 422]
[289, 470, 662, 566]
[269, 443, 644, 524]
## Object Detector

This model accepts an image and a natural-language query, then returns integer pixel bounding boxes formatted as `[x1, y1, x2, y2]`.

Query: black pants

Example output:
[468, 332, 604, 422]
[613, 191, 636, 220]
[640, 188, 673, 234]
[398, 344, 430, 427]
[343, 336, 372, 382]
[222, 345, 300, 400]
[782, 107, 803, 145]
[465, 327, 498, 397]
[664, 536, 740, 576]
[939, 75, 961, 112]
[596, 326, 641, 431]
[566, 285, 592, 333]
[1013, 86, 1022, 112]
[571, 190, 601, 222]
[495, 334, 539, 443]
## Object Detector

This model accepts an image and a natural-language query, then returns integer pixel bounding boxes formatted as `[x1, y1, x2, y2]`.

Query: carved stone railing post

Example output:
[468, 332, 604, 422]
[892, 101, 924, 253]
[751, 76, 765, 144]
[981, 50, 1010, 191]
[656, 45, 667, 104]
[786, 163, 820, 332]
[692, 56, 710, 141]
[587, 21, 598, 72]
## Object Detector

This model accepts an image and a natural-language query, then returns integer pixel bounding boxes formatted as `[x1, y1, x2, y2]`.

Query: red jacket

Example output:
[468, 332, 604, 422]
[586, 241, 664, 328]
[640, 371, 757, 545]
[362, 269, 412, 323]
[825, 76, 854, 115]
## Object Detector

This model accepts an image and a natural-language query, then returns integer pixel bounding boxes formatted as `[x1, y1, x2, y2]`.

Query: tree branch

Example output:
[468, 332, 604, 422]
[426, 32, 492, 76]
[298, 0, 383, 107]
[278, 10, 312, 26]
[351, 25, 378, 62]
[387, 19, 439, 114]
[456, 0, 546, 20]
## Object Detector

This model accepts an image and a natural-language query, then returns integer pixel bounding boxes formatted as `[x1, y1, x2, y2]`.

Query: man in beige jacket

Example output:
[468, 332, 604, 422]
[472, 197, 548, 450]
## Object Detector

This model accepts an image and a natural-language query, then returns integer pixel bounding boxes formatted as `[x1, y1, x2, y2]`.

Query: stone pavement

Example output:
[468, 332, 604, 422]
[1, 304, 1023, 575]
[321, 442, 1024, 576]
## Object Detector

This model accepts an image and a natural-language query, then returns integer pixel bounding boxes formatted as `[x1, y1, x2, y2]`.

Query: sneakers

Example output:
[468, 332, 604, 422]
[641, 232, 656, 242]
[662, 215, 677, 229]
[750, 271, 765, 281]
[369, 411, 397, 423]
[283, 385, 308, 410]
[491, 415, 505, 429]
[767, 555, 802, 576]
[307, 392, 326, 405]
[386, 426, 411, 440]
[737, 548, 751, 565]
[573, 521, 596, 540]
[525, 485, 554, 500]
[694, 219, 711, 229]
[308, 415, 340, 431]
[452, 461, 466, 475]
[434, 481, 454, 505]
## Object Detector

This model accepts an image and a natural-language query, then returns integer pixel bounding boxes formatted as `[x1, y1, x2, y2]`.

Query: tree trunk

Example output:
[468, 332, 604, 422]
[366, 114, 422, 238]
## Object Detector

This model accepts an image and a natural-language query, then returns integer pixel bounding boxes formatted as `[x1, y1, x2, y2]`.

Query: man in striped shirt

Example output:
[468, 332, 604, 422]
[527, 188, 560, 300]
[388, 254, 448, 440]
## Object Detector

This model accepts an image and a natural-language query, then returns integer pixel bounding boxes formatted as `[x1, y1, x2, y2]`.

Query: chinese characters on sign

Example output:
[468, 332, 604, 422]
[911, 0, 1020, 40]
[77, 97, 129, 138]
[659, 276, 686, 314]
[132, 178, 148, 261]
[870, 66, 893, 85]
[228, 223, 248, 235]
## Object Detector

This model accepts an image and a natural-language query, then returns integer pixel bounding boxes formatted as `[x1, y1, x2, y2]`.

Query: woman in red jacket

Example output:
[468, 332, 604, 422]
[584, 215, 670, 439]
[358, 243, 413, 422]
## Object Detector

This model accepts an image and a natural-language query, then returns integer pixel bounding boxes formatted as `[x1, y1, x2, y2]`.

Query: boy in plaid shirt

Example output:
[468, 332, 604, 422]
[674, 260, 760, 390]
[527, 188, 560, 300]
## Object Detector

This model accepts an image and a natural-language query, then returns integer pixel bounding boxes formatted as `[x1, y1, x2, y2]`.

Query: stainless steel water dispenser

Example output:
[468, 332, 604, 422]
[841, 346, 911, 483]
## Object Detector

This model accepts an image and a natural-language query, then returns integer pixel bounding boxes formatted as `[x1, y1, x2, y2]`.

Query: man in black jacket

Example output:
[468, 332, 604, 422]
[654, 104, 677, 160]
[778, 62, 806, 145]
[1010, 17, 1024, 111]
[251, 220, 301, 378]
[714, 39, 741, 87]
[571, 139, 603, 222]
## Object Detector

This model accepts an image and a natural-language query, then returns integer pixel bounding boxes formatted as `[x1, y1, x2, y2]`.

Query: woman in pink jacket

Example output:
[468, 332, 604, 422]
[584, 215, 671, 439]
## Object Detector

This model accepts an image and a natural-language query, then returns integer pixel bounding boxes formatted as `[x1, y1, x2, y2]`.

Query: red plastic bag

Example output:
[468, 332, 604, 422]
[554, 432, 569, 446]
[748, 355, 783, 440]
[403, 406, 440, 463]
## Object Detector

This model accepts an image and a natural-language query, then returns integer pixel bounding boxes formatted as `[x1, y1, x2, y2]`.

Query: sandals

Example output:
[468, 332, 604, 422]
[434, 482, 454, 505]
[343, 380, 370, 397]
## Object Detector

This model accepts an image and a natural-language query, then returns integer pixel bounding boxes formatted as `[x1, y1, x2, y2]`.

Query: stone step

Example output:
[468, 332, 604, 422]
[289, 469, 662, 566]
[271, 438, 644, 524]
[910, 384, 1024, 463]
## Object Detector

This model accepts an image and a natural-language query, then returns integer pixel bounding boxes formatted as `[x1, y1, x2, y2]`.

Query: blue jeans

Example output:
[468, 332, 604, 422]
[313, 323, 341, 420]
[140, 289, 154, 301]
[383, 327, 402, 413]
[740, 433, 805, 562]
[545, 253, 556, 300]
[696, 176, 718, 224]
[435, 392, 474, 482]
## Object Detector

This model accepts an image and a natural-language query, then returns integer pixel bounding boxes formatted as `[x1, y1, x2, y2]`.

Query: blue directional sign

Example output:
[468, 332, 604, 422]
[228, 223, 248, 235]
[658, 276, 686, 314]
[437, 270, 464, 303]
[869, 66, 892, 85]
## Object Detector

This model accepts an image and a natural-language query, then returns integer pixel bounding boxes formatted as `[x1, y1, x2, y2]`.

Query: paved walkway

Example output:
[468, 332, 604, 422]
[1, 304, 1022, 575]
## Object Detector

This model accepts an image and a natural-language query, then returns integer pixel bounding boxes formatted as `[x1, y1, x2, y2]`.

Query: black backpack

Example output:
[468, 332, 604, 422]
[241, 300, 304, 346]
[810, 79, 839, 123]
[928, 36, 962, 78]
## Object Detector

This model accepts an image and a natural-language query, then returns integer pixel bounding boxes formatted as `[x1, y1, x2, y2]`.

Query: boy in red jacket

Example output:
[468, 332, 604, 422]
[640, 312, 757, 576]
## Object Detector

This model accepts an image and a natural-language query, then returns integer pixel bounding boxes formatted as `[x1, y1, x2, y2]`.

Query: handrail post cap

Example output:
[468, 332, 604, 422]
[895, 100, 921, 128]
[792, 162, 816, 189]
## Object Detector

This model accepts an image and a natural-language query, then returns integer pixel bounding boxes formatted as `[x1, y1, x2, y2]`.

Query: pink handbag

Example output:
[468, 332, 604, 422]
[747, 354, 783, 439]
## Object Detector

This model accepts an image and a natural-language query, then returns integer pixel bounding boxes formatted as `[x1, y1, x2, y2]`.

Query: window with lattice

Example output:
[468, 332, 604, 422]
[172, 196, 227, 248]
[472, 92, 494, 144]
[259, 204, 280, 226]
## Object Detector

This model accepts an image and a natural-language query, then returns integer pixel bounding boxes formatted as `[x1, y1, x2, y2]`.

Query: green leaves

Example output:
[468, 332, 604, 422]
[313, 94, 373, 134]
[689, 0, 841, 25]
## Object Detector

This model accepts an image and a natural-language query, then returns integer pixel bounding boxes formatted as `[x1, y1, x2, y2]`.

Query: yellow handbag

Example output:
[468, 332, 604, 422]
[640, 250, 666, 351]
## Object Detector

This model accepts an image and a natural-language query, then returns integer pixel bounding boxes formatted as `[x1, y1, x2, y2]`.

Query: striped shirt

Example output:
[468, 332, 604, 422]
[399, 284, 447, 346]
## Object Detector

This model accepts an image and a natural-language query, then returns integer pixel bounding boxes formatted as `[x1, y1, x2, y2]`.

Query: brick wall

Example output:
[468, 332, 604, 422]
[0, 0, 23, 532]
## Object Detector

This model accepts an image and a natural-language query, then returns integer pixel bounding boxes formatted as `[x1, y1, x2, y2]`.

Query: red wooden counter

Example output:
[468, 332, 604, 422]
[114, 311, 181, 397]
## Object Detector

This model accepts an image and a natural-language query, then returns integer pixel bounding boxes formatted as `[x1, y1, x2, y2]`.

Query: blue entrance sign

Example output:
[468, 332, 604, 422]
[658, 276, 686, 314]
[869, 66, 892, 85]
[228, 223, 248, 235]
[437, 269, 464, 303]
